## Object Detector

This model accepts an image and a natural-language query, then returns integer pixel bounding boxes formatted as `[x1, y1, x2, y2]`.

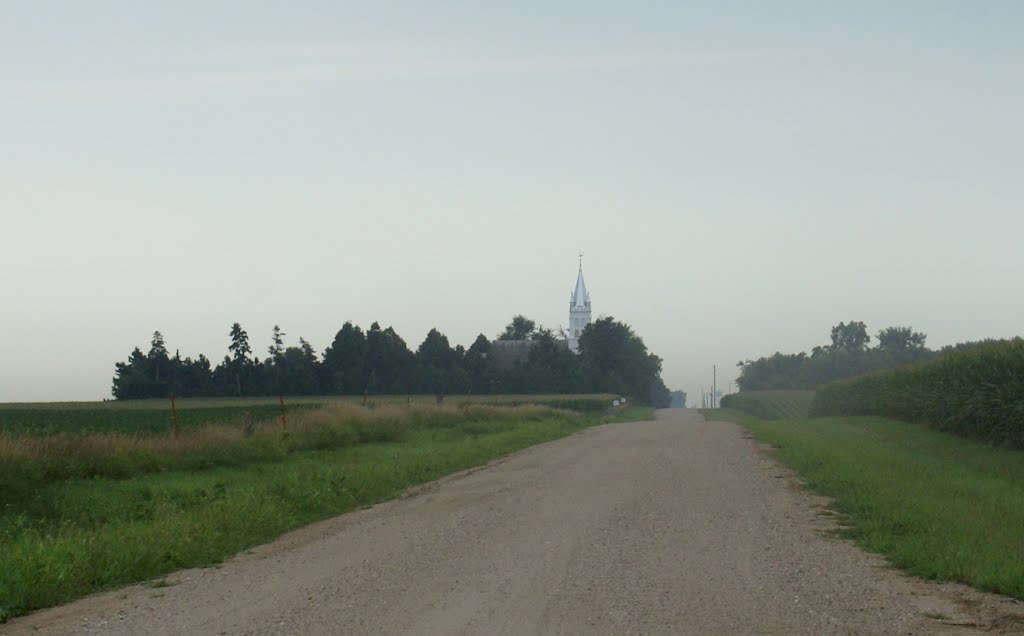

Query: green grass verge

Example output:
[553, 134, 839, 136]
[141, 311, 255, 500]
[702, 408, 1024, 600]
[0, 405, 652, 622]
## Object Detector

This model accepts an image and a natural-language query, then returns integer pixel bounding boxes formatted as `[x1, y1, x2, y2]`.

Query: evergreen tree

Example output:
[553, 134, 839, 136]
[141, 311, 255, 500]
[299, 337, 317, 363]
[148, 331, 169, 384]
[364, 322, 414, 394]
[112, 347, 151, 399]
[464, 334, 492, 394]
[227, 322, 251, 395]
[229, 323, 251, 362]
[268, 324, 286, 359]
[275, 345, 321, 395]
[111, 315, 671, 405]
[182, 354, 214, 396]
[378, 326, 414, 394]
[322, 322, 367, 394]
[416, 328, 457, 398]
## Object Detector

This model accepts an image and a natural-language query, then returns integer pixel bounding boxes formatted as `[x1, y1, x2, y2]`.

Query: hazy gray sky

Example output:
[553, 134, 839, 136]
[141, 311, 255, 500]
[2, 1, 1022, 403]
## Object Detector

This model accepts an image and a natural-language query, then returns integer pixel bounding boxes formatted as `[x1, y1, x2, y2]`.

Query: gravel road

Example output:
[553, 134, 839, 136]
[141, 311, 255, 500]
[5, 409, 1023, 635]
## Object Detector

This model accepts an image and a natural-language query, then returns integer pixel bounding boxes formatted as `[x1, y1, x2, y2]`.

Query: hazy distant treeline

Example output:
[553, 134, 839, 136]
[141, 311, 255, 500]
[112, 316, 671, 406]
[736, 322, 936, 391]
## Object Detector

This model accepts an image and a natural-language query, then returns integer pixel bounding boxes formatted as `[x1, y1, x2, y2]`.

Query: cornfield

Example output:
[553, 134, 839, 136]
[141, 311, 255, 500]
[719, 390, 815, 420]
[810, 338, 1024, 447]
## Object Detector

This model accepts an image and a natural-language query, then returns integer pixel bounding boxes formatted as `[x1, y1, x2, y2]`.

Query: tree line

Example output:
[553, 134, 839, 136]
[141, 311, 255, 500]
[736, 321, 936, 391]
[112, 315, 671, 406]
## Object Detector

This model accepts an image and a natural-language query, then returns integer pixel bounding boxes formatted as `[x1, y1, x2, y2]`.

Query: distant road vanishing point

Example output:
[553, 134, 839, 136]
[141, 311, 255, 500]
[3, 410, 1015, 635]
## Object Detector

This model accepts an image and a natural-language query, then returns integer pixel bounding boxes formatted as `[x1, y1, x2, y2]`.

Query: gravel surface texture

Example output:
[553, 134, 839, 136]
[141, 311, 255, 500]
[5, 409, 1023, 635]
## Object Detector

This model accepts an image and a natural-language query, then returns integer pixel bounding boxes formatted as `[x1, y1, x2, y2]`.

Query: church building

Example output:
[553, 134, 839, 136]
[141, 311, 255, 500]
[567, 257, 592, 353]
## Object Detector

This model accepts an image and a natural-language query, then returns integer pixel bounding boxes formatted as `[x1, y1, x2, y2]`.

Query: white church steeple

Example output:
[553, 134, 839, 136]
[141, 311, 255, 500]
[568, 253, 592, 353]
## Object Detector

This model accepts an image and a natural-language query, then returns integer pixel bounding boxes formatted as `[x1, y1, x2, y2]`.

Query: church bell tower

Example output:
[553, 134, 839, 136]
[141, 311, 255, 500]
[568, 254, 592, 354]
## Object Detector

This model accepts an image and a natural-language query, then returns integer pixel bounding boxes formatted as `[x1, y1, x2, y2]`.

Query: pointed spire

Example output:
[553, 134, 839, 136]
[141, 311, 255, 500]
[571, 256, 589, 309]
[567, 254, 592, 354]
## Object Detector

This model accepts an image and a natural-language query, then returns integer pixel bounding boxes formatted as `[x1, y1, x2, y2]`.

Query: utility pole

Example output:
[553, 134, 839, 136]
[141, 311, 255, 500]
[713, 365, 717, 409]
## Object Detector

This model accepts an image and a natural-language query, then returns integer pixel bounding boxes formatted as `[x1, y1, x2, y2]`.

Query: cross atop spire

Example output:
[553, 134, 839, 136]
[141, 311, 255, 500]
[578, 251, 584, 270]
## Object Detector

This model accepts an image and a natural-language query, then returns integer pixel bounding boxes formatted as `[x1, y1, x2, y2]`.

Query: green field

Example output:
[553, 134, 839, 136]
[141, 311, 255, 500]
[0, 393, 619, 411]
[0, 396, 645, 622]
[704, 407, 1024, 600]
[0, 394, 617, 436]
[719, 390, 815, 420]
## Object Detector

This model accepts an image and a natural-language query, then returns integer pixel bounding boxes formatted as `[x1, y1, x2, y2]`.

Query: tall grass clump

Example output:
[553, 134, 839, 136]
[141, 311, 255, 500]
[0, 403, 323, 436]
[0, 395, 616, 436]
[0, 403, 569, 484]
[810, 338, 1024, 447]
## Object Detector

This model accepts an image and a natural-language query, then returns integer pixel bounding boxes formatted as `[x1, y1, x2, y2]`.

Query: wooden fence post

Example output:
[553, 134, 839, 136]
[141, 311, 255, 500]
[242, 410, 255, 438]
[170, 394, 180, 439]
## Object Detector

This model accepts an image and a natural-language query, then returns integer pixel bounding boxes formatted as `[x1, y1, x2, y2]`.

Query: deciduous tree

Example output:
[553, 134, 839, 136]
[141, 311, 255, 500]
[876, 326, 926, 352]
[497, 315, 536, 341]
[830, 321, 870, 353]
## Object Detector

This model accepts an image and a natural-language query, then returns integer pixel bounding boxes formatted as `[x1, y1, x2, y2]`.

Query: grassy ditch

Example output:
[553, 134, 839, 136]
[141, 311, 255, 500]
[0, 403, 652, 621]
[703, 408, 1024, 600]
